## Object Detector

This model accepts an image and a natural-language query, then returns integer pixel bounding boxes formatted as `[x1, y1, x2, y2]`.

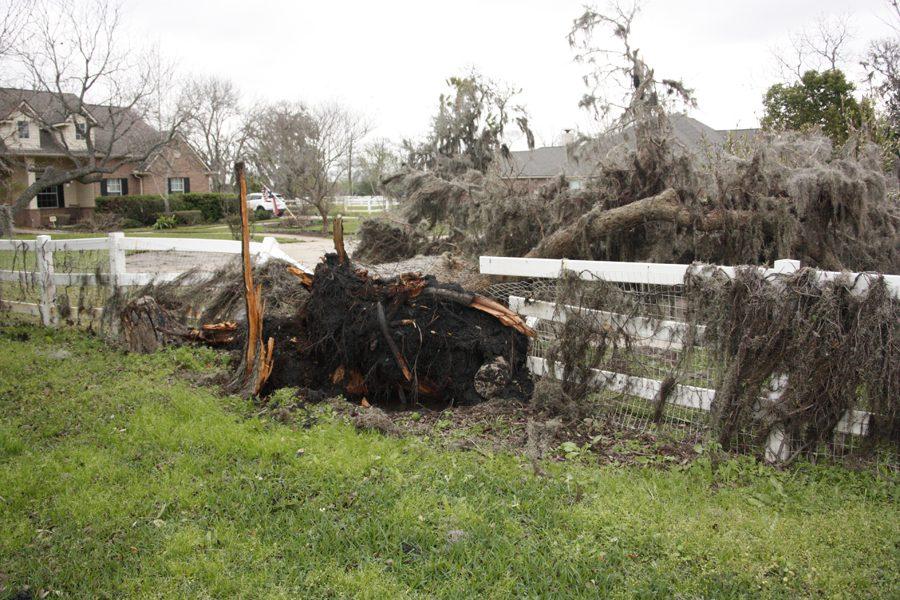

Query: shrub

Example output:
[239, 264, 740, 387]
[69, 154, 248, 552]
[224, 214, 243, 240]
[173, 210, 203, 226]
[153, 214, 177, 230]
[75, 212, 124, 232]
[253, 207, 274, 220]
[278, 216, 312, 229]
[95, 195, 187, 226]
[96, 193, 239, 224]
[179, 193, 240, 222]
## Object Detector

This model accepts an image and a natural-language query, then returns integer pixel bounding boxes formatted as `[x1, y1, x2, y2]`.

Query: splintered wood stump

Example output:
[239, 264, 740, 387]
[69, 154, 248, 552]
[120, 296, 185, 353]
[227, 161, 275, 397]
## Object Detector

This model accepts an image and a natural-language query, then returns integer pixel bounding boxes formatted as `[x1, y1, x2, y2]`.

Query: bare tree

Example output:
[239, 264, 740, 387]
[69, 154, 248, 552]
[773, 14, 853, 80]
[301, 102, 370, 232]
[244, 100, 316, 204]
[1, 0, 189, 221]
[0, 0, 32, 61]
[568, 1, 694, 133]
[861, 1, 900, 169]
[357, 138, 402, 195]
[183, 76, 245, 192]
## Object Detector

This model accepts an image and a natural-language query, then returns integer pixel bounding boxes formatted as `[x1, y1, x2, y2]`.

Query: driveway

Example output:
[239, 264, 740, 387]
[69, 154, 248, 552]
[275, 234, 356, 267]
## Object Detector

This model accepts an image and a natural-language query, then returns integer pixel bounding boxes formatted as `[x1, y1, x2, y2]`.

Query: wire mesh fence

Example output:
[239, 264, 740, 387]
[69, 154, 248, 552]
[482, 261, 898, 466]
[0, 233, 301, 330]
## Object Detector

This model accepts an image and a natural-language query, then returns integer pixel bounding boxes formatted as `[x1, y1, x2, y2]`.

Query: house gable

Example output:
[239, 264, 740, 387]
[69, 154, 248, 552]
[0, 108, 42, 151]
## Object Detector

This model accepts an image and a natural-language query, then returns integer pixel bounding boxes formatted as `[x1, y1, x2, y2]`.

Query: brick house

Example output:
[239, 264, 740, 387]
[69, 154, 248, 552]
[0, 88, 211, 228]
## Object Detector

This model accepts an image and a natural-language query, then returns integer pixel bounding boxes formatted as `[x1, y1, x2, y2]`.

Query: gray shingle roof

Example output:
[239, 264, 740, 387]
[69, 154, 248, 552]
[499, 145, 595, 179]
[0, 87, 161, 158]
[0, 87, 87, 124]
[503, 114, 760, 179]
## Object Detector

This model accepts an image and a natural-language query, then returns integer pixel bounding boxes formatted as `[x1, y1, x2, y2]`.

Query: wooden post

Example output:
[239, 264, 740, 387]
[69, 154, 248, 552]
[333, 215, 347, 265]
[35, 234, 57, 327]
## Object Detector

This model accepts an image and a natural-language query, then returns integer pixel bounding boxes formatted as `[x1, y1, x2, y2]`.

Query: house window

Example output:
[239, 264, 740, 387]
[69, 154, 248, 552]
[167, 177, 188, 194]
[100, 178, 127, 196]
[36, 185, 63, 209]
[75, 122, 87, 140]
[17, 121, 29, 139]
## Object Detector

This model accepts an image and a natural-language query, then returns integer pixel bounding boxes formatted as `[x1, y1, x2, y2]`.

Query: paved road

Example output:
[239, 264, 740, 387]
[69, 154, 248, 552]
[275, 234, 356, 268]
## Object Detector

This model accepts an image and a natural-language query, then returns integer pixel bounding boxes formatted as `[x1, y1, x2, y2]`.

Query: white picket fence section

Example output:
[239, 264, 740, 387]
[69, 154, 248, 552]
[335, 195, 397, 213]
[0, 232, 310, 326]
[480, 256, 894, 461]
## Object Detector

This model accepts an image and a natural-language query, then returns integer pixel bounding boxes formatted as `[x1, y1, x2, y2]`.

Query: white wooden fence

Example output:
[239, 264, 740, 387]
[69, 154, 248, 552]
[0, 232, 310, 327]
[335, 196, 397, 213]
[481, 256, 899, 462]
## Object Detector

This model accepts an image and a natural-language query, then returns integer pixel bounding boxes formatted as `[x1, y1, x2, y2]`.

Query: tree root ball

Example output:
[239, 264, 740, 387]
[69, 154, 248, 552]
[297, 254, 530, 406]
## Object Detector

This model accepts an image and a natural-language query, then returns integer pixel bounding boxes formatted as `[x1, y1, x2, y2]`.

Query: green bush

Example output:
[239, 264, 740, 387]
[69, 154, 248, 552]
[96, 193, 239, 224]
[95, 195, 186, 226]
[152, 214, 177, 230]
[179, 193, 240, 222]
[253, 207, 274, 220]
[173, 210, 203, 226]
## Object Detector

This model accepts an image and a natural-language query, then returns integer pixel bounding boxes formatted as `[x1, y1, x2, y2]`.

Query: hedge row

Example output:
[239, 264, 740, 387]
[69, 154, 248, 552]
[95, 193, 240, 225]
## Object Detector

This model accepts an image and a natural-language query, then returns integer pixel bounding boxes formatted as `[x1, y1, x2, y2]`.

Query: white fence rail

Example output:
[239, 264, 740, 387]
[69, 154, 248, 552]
[481, 255, 889, 461]
[334, 195, 398, 213]
[0, 232, 310, 327]
[480, 256, 900, 298]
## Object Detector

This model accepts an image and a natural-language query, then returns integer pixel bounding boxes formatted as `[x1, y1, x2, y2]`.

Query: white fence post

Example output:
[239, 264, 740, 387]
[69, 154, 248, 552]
[763, 374, 791, 463]
[35, 234, 57, 327]
[763, 258, 800, 463]
[367, 197, 373, 213]
[106, 232, 126, 336]
[107, 231, 126, 289]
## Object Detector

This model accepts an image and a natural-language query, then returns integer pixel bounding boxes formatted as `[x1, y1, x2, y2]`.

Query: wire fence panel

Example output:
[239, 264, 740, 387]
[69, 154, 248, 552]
[480, 256, 898, 466]
[0, 233, 306, 329]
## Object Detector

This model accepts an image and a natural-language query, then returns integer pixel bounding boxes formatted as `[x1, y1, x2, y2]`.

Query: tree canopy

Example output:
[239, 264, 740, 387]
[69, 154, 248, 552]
[762, 69, 870, 143]
[404, 71, 533, 175]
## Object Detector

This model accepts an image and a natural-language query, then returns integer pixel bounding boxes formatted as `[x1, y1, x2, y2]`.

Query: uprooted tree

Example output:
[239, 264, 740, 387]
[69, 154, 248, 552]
[118, 210, 534, 406]
[357, 3, 899, 274]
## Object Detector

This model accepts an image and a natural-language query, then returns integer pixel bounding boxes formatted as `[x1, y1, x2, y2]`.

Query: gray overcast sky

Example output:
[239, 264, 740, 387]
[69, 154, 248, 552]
[125, 0, 896, 148]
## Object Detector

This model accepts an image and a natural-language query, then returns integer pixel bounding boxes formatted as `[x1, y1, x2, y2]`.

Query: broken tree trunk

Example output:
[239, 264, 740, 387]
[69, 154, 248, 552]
[226, 161, 275, 397]
[526, 188, 757, 259]
[120, 296, 187, 353]
[120, 296, 237, 352]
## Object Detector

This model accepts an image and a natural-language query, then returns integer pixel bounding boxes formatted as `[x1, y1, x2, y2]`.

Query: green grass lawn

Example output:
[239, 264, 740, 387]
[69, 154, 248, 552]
[0, 320, 897, 598]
